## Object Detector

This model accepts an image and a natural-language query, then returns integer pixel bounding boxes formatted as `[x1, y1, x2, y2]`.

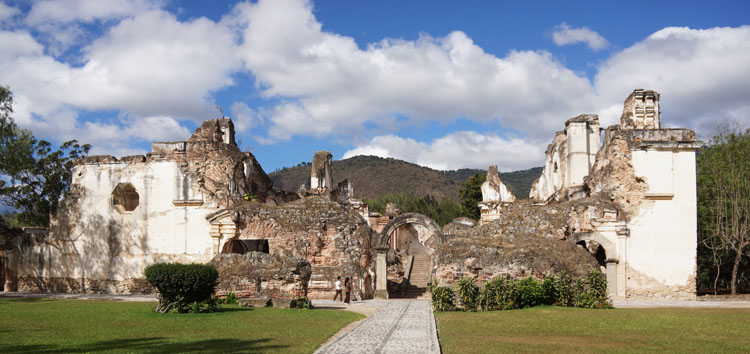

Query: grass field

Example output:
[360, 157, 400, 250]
[436, 306, 750, 353]
[0, 297, 363, 353]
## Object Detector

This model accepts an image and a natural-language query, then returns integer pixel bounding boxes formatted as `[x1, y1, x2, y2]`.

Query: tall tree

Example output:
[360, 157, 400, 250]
[460, 173, 485, 220]
[697, 126, 750, 295]
[0, 86, 90, 227]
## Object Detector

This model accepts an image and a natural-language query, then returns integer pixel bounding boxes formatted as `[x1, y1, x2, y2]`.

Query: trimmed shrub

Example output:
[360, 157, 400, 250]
[144, 262, 219, 313]
[456, 276, 479, 311]
[431, 286, 455, 311]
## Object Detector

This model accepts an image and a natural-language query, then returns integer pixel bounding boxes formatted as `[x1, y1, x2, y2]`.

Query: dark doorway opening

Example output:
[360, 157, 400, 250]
[222, 239, 269, 254]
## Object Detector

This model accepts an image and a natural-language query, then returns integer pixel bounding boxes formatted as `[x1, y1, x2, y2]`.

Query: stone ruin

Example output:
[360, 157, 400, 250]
[0, 89, 702, 301]
[478, 165, 516, 225]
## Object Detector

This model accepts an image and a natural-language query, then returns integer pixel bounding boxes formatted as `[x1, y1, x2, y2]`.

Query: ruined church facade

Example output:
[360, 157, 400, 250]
[530, 89, 701, 299]
[2, 89, 702, 301]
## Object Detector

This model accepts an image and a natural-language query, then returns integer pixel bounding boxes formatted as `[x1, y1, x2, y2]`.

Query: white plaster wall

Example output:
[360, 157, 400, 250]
[18, 160, 217, 283]
[530, 148, 562, 200]
[481, 181, 515, 202]
[627, 149, 697, 288]
[566, 122, 590, 188]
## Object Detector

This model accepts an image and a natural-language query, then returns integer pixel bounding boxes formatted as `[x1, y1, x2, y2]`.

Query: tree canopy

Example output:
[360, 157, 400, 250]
[697, 126, 750, 294]
[0, 86, 90, 227]
[459, 173, 485, 220]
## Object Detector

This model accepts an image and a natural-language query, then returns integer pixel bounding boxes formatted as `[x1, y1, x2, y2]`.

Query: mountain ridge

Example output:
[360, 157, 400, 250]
[268, 155, 542, 201]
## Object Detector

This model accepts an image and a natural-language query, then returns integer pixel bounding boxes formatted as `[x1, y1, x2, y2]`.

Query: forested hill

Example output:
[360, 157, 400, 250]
[268, 155, 542, 200]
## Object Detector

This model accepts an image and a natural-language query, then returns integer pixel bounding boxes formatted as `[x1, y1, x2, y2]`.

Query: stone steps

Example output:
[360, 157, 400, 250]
[395, 254, 431, 298]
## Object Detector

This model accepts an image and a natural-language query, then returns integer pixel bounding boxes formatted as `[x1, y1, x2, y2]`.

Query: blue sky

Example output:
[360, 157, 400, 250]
[0, 0, 748, 172]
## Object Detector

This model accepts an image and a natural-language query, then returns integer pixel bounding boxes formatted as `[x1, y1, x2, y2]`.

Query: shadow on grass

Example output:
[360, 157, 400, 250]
[0, 297, 51, 303]
[1, 337, 285, 353]
[215, 306, 254, 313]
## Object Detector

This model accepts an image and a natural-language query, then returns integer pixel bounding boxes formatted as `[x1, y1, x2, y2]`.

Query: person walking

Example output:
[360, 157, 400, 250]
[344, 277, 352, 304]
[333, 276, 343, 302]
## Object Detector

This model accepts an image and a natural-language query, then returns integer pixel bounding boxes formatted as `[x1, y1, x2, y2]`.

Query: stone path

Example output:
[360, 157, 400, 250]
[314, 299, 441, 354]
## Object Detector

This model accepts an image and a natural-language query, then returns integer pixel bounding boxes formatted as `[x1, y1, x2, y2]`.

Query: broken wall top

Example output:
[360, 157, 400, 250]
[621, 89, 661, 129]
[481, 165, 516, 203]
[72, 117, 279, 207]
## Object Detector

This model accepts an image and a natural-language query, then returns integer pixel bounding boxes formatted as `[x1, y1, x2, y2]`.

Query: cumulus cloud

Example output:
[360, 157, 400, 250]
[594, 26, 750, 134]
[232, 0, 596, 142]
[230, 102, 263, 133]
[343, 132, 546, 171]
[24, 0, 166, 53]
[25, 0, 164, 24]
[0, 10, 241, 124]
[0, 7, 241, 158]
[552, 22, 609, 51]
[1, 0, 748, 172]
[0, 2, 19, 21]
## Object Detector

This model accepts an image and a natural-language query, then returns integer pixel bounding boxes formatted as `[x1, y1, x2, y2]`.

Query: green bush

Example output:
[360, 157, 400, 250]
[144, 262, 219, 313]
[435, 270, 612, 312]
[292, 296, 314, 309]
[478, 278, 503, 311]
[582, 269, 612, 309]
[552, 271, 573, 306]
[431, 286, 455, 311]
[517, 277, 545, 308]
[541, 275, 555, 305]
[456, 277, 479, 311]
[224, 292, 239, 305]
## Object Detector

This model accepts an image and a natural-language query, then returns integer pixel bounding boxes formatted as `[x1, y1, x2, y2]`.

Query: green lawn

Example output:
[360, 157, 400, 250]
[436, 306, 750, 353]
[0, 298, 363, 353]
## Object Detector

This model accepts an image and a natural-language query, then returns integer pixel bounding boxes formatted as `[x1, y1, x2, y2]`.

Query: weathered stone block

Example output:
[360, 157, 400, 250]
[238, 297, 271, 307]
[272, 298, 293, 308]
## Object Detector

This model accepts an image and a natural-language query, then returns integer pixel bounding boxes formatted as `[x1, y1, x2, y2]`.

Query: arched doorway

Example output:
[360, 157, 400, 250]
[569, 232, 619, 298]
[373, 213, 445, 299]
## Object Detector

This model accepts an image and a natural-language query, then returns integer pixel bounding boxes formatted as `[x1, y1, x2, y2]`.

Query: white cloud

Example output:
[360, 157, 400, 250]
[594, 26, 750, 135]
[343, 132, 546, 171]
[0, 8, 241, 159]
[0, 2, 19, 21]
[24, 0, 166, 53]
[230, 102, 262, 133]
[25, 0, 164, 24]
[232, 0, 597, 142]
[552, 22, 609, 51]
[0, 10, 241, 124]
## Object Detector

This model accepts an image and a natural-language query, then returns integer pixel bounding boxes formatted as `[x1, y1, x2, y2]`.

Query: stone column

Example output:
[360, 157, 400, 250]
[616, 229, 629, 298]
[374, 248, 389, 299]
[606, 260, 618, 298]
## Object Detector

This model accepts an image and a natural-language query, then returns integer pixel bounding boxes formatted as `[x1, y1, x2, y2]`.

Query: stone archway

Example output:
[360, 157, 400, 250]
[373, 213, 445, 299]
[569, 232, 619, 298]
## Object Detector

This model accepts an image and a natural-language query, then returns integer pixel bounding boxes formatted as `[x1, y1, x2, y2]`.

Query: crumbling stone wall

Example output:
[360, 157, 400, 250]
[584, 126, 649, 219]
[310, 151, 333, 196]
[435, 200, 599, 285]
[478, 165, 516, 225]
[210, 253, 311, 299]
[228, 196, 374, 299]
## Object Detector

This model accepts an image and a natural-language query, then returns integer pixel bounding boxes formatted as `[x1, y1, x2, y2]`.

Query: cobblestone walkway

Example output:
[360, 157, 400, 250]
[315, 299, 440, 354]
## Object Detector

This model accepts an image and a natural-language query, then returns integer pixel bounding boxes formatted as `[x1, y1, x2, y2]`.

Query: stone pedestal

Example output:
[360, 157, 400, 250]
[374, 249, 389, 299]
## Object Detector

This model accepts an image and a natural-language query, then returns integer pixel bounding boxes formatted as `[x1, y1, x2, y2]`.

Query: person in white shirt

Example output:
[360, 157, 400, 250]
[333, 276, 343, 301]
